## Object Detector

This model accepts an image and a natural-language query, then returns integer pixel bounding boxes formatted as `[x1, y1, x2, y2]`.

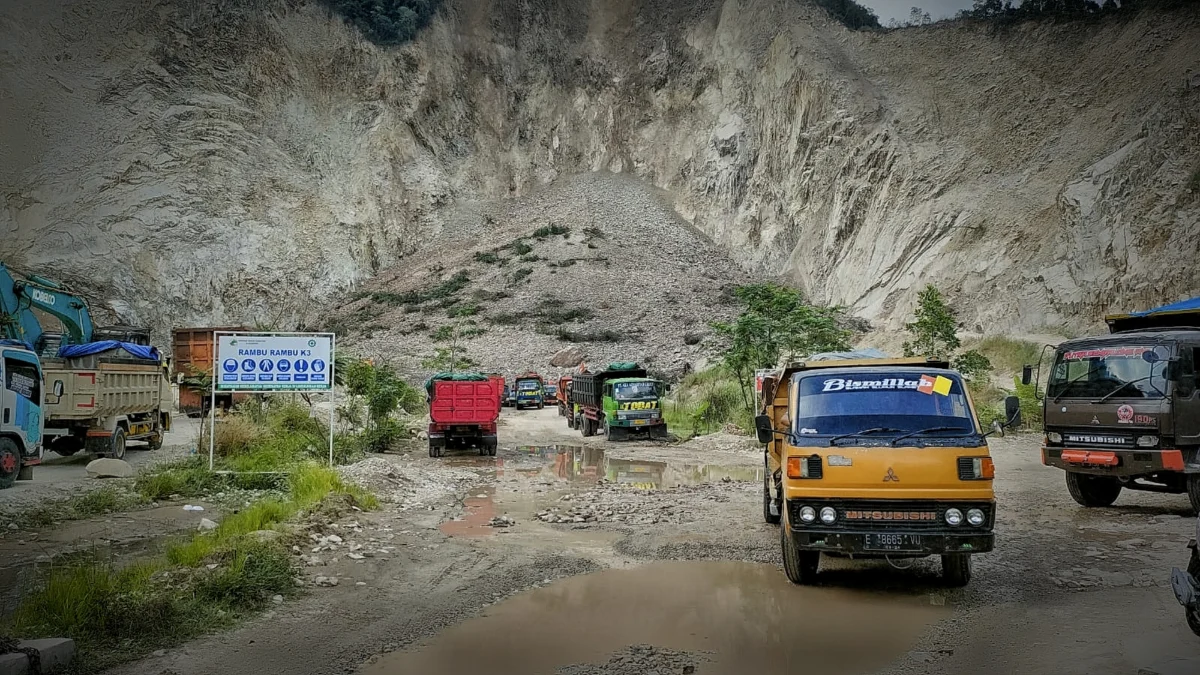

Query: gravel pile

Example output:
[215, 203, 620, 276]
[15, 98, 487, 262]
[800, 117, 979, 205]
[557, 645, 708, 675]
[536, 480, 749, 526]
[338, 457, 478, 509]
[340, 172, 751, 380]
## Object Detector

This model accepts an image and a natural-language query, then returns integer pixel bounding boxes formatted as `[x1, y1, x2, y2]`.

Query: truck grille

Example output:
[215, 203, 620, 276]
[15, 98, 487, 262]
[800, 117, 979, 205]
[1059, 430, 1134, 447]
[618, 410, 660, 420]
[787, 499, 993, 531]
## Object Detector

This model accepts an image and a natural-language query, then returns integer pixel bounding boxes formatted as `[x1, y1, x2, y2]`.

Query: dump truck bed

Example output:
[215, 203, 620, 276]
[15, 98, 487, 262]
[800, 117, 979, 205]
[44, 357, 166, 423]
[429, 380, 501, 425]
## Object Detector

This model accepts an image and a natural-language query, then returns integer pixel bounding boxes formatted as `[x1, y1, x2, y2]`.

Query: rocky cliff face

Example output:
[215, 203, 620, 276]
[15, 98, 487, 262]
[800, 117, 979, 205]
[2, 0, 1198, 342]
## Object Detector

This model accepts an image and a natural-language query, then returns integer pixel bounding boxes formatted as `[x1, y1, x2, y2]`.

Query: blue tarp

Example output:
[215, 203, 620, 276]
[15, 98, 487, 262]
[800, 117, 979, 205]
[57, 341, 160, 362]
[1128, 297, 1200, 316]
[0, 339, 35, 351]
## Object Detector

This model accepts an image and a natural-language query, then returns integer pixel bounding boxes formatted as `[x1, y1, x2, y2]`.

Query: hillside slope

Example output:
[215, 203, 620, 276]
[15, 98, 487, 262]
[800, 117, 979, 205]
[1, 0, 1197, 341]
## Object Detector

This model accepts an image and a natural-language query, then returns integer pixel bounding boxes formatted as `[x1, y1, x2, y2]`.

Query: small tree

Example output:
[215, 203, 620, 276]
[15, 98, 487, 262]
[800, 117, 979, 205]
[342, 360, 423, 452]
[421, 322, 478, 372]
[902, 285, 961, 359]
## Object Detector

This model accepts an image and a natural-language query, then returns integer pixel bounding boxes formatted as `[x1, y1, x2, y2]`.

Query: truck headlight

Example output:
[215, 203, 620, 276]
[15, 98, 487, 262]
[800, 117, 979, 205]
[945, 508, 963, 526]
[966, 509, 985, 526]
[799, 506, 817, 523]
[1047, 432, 1063, 444]
[1136, 436, 1159, 448]
[819, 507, 837, 524]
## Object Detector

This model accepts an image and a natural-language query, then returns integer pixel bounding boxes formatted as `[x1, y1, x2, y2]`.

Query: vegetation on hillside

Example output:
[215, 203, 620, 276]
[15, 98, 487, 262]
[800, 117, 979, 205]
[960, 0, 1189, 23]
[324, 0, 442, 45]
[813, 0, 883, 29]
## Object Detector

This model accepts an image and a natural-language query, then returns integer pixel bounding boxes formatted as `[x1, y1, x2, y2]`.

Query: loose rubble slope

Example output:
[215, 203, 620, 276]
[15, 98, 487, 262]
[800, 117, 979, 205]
[336, 172, 750, 378]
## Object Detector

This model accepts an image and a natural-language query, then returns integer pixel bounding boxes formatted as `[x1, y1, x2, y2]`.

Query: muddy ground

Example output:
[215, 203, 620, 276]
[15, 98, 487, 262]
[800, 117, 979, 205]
[7, 408, 1200, 674]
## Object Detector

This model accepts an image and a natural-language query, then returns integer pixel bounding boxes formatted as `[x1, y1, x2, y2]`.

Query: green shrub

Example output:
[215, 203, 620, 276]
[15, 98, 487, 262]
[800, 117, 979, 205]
[812, 0, 881, 29]
[512, 242, 534, 256]
[953, 349, 993, 382]
[533, 224, 570, 238]
[473, 289, 510, 302]
[474, 251, 500, 264]
[975, 336, 1044, 374]
[554, 329, 622, 343]
[510, 268, 533, 284]
[448, 303, 481, 318]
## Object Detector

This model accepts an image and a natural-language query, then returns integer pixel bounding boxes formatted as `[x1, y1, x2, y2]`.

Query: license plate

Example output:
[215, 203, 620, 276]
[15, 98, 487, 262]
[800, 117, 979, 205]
[863, 533, 923, 552]
[455, 427, 473, 433]
[633, 419, 647, 426]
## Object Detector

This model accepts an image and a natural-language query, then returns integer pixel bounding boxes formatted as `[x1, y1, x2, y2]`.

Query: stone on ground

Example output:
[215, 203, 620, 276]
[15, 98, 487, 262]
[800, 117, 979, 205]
[84, 458, 133, 479]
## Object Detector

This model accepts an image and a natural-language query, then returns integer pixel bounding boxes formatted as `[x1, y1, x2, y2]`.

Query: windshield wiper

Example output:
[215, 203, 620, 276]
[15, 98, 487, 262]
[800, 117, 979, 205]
[888, 426, 973, 447]
[828, 427, 904, 446]
[1095, 375, 1165, 403]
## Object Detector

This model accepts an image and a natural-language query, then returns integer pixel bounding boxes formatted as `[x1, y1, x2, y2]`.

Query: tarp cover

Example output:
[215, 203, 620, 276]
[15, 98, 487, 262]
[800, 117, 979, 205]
[805, 348, 890, 361]
[57, 341, 160, 362]
[424, 372, 488, 394]
[606, 362, 641, 371]
[0, 339, 35, 351]
[1127, 297, 1200, 316]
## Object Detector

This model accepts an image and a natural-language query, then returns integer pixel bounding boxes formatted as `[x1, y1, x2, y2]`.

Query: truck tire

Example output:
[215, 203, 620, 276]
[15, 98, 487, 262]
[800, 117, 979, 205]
[0, 438, 19, 490]
[1188, 475, 1200, 515]
[941, 553, 972, 587]
[110, 427, 128, 460]
[486, 439, 498, 457]
[1065, 472, 1121, 507]
[781, 519, 819, 585]
[428, 440, 443, 459]
[763, 454, 781, 525]
[567, 412, 576, 429]
[147, 433, 164, 451]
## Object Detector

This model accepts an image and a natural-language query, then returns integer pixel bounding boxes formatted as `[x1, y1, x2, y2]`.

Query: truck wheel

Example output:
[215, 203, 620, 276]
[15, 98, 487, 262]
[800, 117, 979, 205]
[781, 519, 818, 585]
[147, 433, 164, 451]
[109, 427, 128, 460]
[487, 440, 498, 457]
[1065, 472, 1121, 507]
[763, 455, 781, 525]
[1187, 475, 1200, 515]
[428, 441, 443, 459]
[941, 553, 972, 587]
[567, 412, 576, 429]
[0, 439, 19, 490]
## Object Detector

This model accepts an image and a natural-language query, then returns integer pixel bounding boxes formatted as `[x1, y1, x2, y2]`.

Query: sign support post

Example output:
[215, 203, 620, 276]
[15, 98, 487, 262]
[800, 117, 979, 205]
[209, 331, 337, 473]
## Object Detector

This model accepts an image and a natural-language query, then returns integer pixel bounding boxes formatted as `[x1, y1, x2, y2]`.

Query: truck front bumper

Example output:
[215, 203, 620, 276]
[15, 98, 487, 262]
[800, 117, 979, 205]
[1042, 446, 1195, 476]
[789, 529, 994, 556]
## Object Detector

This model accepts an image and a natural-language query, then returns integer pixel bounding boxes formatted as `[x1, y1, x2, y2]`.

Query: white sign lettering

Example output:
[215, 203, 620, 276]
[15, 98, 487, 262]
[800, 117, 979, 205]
[216, 334, 333, 392]
[30, 289, 55, 306]
[821, 378, 921, 392]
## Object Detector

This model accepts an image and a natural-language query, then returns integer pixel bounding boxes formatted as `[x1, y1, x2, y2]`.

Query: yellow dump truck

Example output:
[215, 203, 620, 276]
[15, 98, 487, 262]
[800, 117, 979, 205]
[43, 348, 171, 459]
[757, 355, 1021, 587]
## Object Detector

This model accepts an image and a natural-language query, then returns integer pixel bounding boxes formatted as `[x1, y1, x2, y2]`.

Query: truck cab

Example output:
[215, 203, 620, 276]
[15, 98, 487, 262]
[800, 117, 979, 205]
[514, 374, 544, 410]
[757, 357, 1020, 587]
[0, 342, 46, 488]
[601, 377, 667, 440]
[1039, 328, 1200, 510]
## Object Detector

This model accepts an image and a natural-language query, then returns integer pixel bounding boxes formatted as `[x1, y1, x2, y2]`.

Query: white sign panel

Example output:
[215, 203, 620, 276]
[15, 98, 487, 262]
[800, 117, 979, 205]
[216, 334, 333, 391]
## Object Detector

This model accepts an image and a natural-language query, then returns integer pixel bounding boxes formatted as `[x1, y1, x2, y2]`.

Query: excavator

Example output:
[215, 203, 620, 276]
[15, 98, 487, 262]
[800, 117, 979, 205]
[0, 262, 98, 353]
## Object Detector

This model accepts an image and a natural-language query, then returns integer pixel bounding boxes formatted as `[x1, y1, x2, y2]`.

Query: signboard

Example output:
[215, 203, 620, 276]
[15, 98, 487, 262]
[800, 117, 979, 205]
[215, 333, 333, 391]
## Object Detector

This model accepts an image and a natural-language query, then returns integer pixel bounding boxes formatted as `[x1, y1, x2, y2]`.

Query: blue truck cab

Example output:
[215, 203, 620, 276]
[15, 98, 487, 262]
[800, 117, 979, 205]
[0, 342, 45, 488]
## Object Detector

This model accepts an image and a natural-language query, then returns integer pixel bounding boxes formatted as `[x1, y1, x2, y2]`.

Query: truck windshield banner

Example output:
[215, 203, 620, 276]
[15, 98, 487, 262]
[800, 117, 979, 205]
[216, 334, 333, 392]
[1062, 346, 1152, 361]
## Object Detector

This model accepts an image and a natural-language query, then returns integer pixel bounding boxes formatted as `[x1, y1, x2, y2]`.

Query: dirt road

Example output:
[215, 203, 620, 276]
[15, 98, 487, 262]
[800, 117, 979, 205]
[81, 408, 1200, 674]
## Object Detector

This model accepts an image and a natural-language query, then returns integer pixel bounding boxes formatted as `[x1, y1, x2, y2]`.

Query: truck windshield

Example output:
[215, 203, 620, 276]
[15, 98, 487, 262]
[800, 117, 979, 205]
[1047, 345, 1169, 400]
[793, 372, 975, 438]
[517, 380, 540, 391]
[613, 381, 658, 401]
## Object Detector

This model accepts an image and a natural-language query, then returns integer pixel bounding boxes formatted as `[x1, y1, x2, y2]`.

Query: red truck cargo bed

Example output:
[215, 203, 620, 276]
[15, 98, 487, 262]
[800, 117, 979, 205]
[430, 381, 501, 425]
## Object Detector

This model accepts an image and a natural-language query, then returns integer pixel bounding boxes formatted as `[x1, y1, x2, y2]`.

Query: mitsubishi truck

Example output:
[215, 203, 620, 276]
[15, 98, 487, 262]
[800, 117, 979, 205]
[513, 372, 544, 410]
[557, 375, 573, 423]
[757, 355, 1020, 587]
[1037, 297, 1200, 511]
[571, 363, 668, 441]
[0, 341, 46, 488]
[426, 372, 501, 457]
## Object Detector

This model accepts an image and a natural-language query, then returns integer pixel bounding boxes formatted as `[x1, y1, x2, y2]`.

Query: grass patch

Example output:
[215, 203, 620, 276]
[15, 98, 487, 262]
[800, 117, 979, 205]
[473, 289, 510, 302]
[540, 307, 594, 324]
[663, 368, 753, 440]
[510, 268, 533, 284]
[370, 271, 471, 309]
[519, 254, 541, 263]
[583, 226, 604, 239]
[11, 487, 148, 530]
[512, 241, 534, 256]
[448, 303, 481, 318]
[533, 224, 570, 238]
[553, 329, 623, 343]
[488, 312, 528, 326]
[973, 336, 1044, 375]
[474, 251, 501, 264]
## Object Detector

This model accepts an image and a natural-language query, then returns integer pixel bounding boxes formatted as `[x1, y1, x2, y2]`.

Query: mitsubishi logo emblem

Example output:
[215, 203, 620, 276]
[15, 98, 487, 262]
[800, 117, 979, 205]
[1091, 415, 1100, 425]
[883, 468, 900, 482]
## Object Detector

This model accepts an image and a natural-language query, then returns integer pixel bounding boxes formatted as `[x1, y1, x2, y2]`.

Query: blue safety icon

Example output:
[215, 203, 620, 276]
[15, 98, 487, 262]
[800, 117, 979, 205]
[311, 359, 326, 373]
[241, 359, 256, 372]
[259, 358, 274, 372]
[276, 359, 291, 373]
[223, 359, 238, 373]
[294, 360, 309, 373]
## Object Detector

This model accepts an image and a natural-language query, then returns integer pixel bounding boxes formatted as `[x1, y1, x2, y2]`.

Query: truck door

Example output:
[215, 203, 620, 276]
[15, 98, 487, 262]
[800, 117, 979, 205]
[2, 351, 43, 454]
[1176, 346, 1200, 447]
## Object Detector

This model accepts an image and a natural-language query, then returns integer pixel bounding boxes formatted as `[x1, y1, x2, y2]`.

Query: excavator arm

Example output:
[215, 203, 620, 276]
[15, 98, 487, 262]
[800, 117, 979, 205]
[0, 263, 94, 348]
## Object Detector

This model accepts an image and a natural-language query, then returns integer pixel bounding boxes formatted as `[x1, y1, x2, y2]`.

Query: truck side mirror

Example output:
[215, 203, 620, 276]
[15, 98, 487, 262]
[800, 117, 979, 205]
[1021, 365, 1032, 386]
[755, 414, 774, 444]
[1003, 395, 1022, 427]
[52, 380, 65, 399]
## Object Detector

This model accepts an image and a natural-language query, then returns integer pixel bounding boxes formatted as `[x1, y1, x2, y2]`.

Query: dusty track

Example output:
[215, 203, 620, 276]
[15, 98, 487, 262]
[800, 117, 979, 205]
[78, 408, 1200, 674]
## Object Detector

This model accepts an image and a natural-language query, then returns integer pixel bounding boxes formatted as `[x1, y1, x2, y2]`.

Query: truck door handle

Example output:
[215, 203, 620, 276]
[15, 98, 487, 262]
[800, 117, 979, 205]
[2, 408, 8, 424]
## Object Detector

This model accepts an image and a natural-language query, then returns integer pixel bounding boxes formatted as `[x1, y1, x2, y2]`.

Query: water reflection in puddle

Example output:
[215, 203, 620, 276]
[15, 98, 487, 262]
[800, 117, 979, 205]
[364, 561, 947, 675]
[514, 445, 763, 489]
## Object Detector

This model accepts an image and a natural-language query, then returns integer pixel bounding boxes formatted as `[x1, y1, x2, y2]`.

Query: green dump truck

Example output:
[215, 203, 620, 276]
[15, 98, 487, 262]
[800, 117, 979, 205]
[571, 363, 668, 441]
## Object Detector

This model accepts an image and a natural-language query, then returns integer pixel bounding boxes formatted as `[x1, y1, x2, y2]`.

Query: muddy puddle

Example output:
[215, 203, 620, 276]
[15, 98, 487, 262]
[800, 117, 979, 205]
[448, 446, 763, 489]
[365, 560, 947, 675]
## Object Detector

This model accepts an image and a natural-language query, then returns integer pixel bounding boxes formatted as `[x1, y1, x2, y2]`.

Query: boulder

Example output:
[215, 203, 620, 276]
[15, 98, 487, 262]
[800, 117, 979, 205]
[84, 458, 133, 479]
[197, 518, 218, 531]
[550, 346, 587, 368]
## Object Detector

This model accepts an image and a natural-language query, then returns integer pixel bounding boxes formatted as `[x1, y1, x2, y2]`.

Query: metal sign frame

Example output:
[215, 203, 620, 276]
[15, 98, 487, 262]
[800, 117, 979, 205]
[208, 331, 336, 470]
